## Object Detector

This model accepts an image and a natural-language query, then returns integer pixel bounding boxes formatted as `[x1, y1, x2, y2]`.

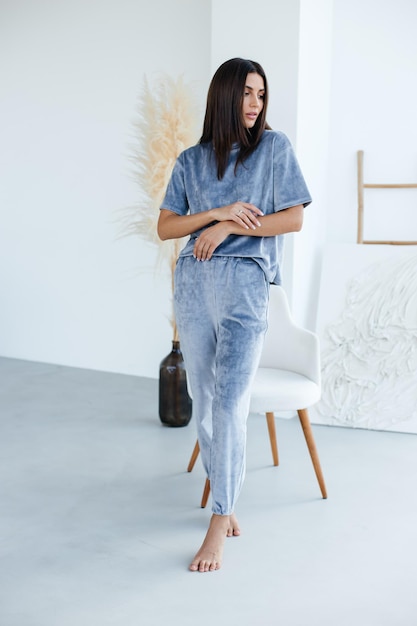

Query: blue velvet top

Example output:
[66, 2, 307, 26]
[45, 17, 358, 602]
[160, 130, 312, 284]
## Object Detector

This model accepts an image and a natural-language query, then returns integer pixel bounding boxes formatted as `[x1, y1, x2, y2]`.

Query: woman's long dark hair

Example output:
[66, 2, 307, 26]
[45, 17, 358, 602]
[199, 58, 270, 180]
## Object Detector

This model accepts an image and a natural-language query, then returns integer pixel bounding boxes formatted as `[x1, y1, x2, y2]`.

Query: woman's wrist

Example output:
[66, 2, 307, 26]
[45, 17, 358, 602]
[208, 207, 219, 222]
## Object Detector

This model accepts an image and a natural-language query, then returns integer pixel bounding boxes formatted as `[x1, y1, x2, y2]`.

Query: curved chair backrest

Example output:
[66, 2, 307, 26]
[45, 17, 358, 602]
[259, 285, 321, 386]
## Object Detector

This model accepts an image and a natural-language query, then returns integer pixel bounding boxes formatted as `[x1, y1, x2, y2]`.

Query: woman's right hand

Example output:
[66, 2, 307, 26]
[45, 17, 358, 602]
[211, 202, 263, 230]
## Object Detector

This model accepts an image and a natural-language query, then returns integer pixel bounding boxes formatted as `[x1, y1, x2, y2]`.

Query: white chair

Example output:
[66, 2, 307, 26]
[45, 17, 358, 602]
[187, 284, 327, 506]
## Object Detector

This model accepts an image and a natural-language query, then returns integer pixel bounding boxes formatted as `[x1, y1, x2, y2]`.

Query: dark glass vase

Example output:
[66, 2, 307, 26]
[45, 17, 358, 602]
[159, 341, 192, 427]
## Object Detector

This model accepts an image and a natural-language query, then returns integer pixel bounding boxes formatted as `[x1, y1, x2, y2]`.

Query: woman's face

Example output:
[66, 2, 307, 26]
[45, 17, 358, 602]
[242, 72, 265, 129]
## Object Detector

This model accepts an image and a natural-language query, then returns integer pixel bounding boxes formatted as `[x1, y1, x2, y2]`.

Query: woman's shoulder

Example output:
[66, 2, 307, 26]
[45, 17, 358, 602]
[179, 142, 211, 160]
[261, 129, 291, 150]
[172, 143, 211, 171]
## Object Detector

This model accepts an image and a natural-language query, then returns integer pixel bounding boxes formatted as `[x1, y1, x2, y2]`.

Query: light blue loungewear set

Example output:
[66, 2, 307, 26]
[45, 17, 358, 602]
[161, 130, 312, 516]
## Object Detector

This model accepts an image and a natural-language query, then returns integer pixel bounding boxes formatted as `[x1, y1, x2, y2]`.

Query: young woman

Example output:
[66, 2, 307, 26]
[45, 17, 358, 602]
[158, 58, 311, 573]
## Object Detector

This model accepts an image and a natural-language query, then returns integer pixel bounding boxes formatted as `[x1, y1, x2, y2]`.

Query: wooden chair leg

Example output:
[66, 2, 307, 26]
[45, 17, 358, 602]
[266, 411, 279, 466]
[187, 440, 200, 472]
[187, 439, 210, 507]
[201, 478, 210, 508]
[297, 408, 328, 499]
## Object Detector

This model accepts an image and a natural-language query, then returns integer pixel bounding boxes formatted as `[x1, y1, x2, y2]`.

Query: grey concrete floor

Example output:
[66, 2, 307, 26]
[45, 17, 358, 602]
[1, 356, 417, 626]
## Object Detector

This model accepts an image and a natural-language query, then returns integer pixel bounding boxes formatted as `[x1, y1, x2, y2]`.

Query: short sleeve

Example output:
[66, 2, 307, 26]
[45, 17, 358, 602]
[160, 153, 189, 216]
[273, 134, 312, 211]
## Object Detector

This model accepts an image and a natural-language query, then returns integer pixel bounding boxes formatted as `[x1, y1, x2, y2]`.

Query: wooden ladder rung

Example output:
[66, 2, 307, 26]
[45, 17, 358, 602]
[357, 150, 417, 245]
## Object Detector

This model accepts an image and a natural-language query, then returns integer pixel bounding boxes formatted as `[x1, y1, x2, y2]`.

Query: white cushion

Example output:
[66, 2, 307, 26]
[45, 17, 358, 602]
[250, 367, 321, 413]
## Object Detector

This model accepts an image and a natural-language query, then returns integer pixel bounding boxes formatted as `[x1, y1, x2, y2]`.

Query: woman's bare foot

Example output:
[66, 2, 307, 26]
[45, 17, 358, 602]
[189, 514, 230, 572]
[227, 512, 241, 537]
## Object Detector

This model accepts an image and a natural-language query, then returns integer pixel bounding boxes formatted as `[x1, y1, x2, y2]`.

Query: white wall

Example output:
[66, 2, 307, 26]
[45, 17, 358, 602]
[326, 0, 417, 245]
[0, 0, 211, 378]
[294, 0, 417, 328]
[292, 0, 333, 329]
[2, 0, 417, 379]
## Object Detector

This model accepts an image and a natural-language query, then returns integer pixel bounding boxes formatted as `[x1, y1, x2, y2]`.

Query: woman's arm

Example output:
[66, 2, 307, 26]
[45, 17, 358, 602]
[227, 204, 304, 237]
[157, 202, 264, 241]
[192, 204, 304, 261]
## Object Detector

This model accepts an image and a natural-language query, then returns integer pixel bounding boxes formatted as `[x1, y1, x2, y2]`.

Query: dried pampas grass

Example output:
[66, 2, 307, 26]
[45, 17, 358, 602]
[128, 74, 200, 340]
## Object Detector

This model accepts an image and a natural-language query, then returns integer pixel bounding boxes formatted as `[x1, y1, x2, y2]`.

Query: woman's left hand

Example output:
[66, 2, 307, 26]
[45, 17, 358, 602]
[193, 223, 231, 261]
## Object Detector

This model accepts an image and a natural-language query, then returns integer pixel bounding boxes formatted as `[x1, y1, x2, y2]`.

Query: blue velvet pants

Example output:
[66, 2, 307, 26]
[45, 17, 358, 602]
[174, 256, 269, 515]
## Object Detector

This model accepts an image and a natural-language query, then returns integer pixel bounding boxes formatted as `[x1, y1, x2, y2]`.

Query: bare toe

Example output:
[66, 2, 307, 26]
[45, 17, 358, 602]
[228, 513, 241, 537]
